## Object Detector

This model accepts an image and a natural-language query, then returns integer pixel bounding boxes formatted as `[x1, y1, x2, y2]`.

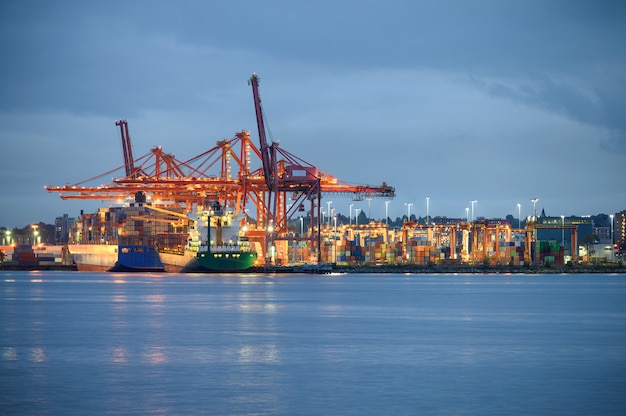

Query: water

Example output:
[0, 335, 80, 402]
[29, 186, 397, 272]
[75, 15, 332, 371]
[2, 272, 626, 416]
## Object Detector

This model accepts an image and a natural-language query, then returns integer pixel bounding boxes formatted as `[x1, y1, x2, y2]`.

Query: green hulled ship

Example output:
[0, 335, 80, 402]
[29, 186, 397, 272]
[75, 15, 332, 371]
[196, 205, 258, 271]
[197, 247, 257, 271]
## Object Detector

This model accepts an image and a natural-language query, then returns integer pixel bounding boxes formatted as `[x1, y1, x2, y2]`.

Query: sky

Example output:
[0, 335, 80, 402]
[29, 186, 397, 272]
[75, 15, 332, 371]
[1, 0, 625, 228]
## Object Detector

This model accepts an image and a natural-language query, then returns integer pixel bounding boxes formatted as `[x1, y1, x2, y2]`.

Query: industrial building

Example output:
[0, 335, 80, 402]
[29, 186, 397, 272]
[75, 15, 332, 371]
[54, 214, 74, 245]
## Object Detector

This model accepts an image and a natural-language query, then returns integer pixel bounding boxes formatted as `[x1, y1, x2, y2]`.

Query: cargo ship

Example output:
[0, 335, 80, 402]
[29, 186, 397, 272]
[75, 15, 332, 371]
[67, 195, 165, 272]
[68, 239, 164, 272]
[152, 203, 259, 272]
[66, 195, 258, 272]
[196, 206, 257, 271]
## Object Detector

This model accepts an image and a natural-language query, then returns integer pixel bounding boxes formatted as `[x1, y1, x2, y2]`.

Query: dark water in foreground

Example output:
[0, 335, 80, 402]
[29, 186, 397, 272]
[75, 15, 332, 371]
[1, 272, 625, 416]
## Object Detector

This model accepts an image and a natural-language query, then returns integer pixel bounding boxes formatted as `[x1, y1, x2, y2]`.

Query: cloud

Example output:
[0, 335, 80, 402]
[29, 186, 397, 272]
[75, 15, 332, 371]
[1, 0, 624, 228]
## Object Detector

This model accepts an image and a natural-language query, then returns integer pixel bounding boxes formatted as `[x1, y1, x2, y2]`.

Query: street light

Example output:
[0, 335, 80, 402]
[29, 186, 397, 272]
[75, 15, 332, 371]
[300, 217, 304, 261]
[355, 208, 361, 226]
[531, 198, 539, 220]
[349, 204, 354, 226]
[333, 215, 337, 263]
[531, 198, 539, 265]
[385, 201, 390, 225]
[470, 200, 477, 222]
[404, 202, 413, 222]
[465, 207, 469, 223]
[366, 198, 372, 223]
[517, 203, 521, 229]
[31, 224, 39, 247]
[326, 201, 332, 228]
[610, 214, 614, 262]
[561, 215, 565, 251]
[426, 196, 430, 225]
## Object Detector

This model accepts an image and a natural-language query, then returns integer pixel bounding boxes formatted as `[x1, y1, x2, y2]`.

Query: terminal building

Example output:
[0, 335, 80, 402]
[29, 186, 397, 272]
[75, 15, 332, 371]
[614, 211, 625, 258]
[54, 214, 74, 245]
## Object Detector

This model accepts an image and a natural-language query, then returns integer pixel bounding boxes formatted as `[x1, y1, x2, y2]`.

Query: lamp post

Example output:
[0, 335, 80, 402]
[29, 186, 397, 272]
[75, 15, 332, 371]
[517, 203, 521, 229]
[531, 198, 539, 220]
[349, 204, 354, 226]
[426, 196, 430, 225]
[333, 215, 337, 264]
[531, 198, 539, 265]
[31, 224, 39, 247]
[610, 214, 614, 262]
[326, 201, 332, 228]
[561, 215, 565, 252]
[404, 202, 413, 222]
[469, 200, 477, 222]
[366, 198, 372, 224]
[266, 222, 275, 264]
[355, 208, 361, 226]
[299, 217, 304, 262]
[385, 201, 390, 226]
[465, 207, 469, 223]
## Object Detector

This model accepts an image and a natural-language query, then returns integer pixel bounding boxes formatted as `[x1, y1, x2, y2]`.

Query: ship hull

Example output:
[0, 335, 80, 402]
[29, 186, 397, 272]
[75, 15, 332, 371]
[68, 245, 118, 271]
[159, 250, 201, 273]
[68, 244, 164, 272]
[197, 251, 258, 271]
[112, 244, 164, 272]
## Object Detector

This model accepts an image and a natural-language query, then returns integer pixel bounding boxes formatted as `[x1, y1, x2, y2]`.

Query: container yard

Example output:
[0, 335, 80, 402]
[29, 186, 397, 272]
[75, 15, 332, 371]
[0, 244, 74, 269]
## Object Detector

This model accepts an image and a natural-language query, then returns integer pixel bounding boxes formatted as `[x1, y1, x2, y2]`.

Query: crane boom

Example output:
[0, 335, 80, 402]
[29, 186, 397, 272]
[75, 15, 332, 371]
[248, 74, 275, 191]
[115, 120, 136, 178]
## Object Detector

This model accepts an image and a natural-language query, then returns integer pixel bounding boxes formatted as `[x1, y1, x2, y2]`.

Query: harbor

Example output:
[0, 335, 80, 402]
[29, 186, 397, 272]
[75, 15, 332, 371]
[26, 74, 621, 272]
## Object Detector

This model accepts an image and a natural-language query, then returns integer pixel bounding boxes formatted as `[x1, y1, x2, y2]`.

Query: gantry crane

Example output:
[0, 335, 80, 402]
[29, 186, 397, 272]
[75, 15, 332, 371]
[47, 75, 395, 263]
[247, 73, 394, 262]
[115, 120, 137, 178]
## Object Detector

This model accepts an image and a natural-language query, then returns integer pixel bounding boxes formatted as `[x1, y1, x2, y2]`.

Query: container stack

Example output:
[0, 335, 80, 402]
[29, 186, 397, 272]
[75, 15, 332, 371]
[13, 245, 37, 266]
[71, 206, 185, 245]
[536, 240, 564, 266]
[434, 246, 452, 263]
[156, 233, 188, 254]
[336, 240, 365, 264]
[405, 240, 435, 265]
[362, 241, 395, 263]
[498, 241, 525, 265]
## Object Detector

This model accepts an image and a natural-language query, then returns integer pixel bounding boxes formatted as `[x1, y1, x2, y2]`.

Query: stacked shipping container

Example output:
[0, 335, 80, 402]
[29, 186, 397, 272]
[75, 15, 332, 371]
[406, 240, 436, 265]
[71, 206, 184, 247]
[498, 241, 526, 265]
[536, 240, 565, 266]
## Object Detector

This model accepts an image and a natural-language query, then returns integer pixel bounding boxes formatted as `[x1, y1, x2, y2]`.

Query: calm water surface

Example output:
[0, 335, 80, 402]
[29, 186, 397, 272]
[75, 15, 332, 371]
[1, 271, 625, 415]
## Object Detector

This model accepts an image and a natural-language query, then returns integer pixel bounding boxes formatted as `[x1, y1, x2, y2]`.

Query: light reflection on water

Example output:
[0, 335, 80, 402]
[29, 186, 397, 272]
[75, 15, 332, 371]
[144, 346, 168, 365]
[29, 347, 45, 363]
[110, 346, 128, 363]
[0, 272, 625, 416]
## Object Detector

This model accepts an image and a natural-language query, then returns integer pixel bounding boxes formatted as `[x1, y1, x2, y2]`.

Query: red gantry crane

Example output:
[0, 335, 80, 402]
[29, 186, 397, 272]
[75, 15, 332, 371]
[46, 74, 395, 264]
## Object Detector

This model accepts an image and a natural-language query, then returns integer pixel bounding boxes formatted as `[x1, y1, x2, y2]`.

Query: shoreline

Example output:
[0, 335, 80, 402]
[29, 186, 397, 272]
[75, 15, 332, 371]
[1, 263, 624, 274]
[331, 263, 626, 274]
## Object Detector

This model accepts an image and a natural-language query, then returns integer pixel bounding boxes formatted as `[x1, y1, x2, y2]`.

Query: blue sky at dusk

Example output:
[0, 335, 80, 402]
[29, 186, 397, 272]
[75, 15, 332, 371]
[1, 1, 625, 228]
